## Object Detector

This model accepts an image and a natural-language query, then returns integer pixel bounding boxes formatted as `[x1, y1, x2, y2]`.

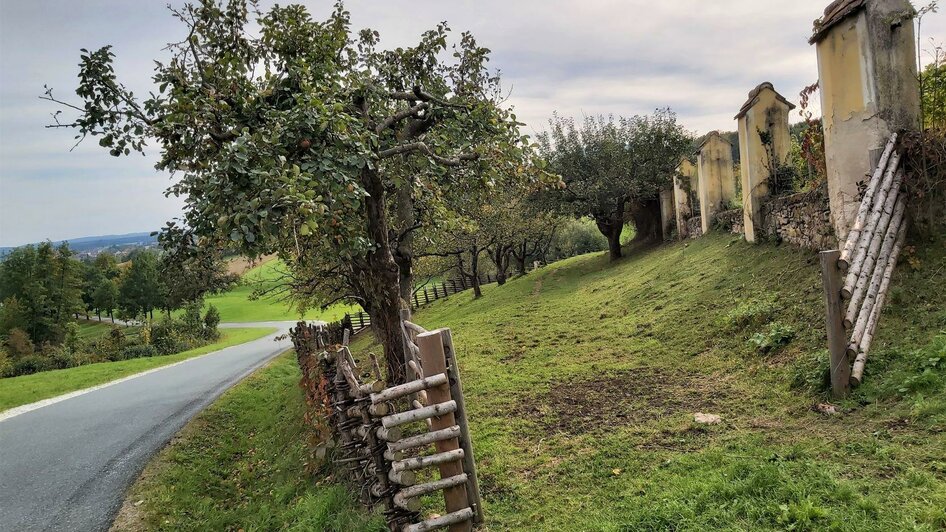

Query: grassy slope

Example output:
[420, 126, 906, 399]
[348, 233, 945, 531]
[0, 327, 275, 411]
[114, 352, 384, 532]
[203, 259, 358, 323]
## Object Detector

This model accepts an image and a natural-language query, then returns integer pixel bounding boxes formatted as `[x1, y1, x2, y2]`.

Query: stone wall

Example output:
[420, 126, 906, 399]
[759, 186, 835, 250]
[685, 216, 703, 239]
[714, 208, 744, 235]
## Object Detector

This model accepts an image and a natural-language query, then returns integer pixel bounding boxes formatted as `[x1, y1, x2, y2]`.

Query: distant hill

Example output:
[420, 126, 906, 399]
[0, 231, 158, 257]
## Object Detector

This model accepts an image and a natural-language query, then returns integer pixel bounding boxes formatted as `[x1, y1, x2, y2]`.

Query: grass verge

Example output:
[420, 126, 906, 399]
[0, 327, 276, 412]
[111, 351, 383, 531]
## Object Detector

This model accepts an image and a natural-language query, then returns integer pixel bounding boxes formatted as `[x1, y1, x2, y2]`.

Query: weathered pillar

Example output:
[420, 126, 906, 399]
[810, 0, 919, 242]
[673, 159, 698, 239]
[659, 188, 675, 240]
[736, 82, 796, 243]
[697, 131, 736, 234]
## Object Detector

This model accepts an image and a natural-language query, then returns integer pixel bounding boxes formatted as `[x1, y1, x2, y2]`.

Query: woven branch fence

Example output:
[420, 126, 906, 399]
[291, 315, 482, 532]
[820, 132, 908, 397]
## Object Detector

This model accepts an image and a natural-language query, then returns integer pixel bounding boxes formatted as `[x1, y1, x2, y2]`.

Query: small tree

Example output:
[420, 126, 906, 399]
[92, 279, 119, 322]
[203, 304, 221, 339]
[539, 111, 691, 260]
[119, 250, 164, 320]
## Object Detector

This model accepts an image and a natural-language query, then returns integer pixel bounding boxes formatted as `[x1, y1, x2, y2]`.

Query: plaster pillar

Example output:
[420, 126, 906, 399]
[673, 159, 698, 239]
[810, 0, 919, 242]
[735, 82, 795, 243]
[659, 188, 675, 240]
[697, 131, 736, 234]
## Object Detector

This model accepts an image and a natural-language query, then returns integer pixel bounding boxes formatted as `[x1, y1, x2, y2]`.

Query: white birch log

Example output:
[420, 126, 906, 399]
[839, 133, 898, 268]
[403, 320, 427, 334]
[381, 400, 457, 429]
[370, 373, 448, 404]
[846, 212, 906, 358]
[404, 508, 474, 532]
[376, 426, 404, 442]
[387, 425, 461, 452]
[396, 473, 468, 500]
[842, 152, 901, 278]
[851, 222, 907, 385]
[384, 449, 405, 461]
[392, 449, 465, 473]
[358, 380, 385, 395]
[843, 190, 905, 322]
[388, 469, 417, 486]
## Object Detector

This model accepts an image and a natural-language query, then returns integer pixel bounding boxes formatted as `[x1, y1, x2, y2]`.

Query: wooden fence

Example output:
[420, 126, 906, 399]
[291, 318, 482, 531]
[820, 133, 907, 397]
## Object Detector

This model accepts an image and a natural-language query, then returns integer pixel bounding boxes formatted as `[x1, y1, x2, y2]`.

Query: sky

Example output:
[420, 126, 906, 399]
[0, 0, 942, 247]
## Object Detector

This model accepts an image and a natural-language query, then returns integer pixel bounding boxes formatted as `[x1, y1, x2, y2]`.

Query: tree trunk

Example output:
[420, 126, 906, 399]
[393, 185, 415, 303]
[470, 247, 482, 298]
[596, 211, 624, 261]
[359, 166, 408, 384]
[629, 198, 662, 244]
[513, 241, 528, 276]
[491, 244, 510, 286]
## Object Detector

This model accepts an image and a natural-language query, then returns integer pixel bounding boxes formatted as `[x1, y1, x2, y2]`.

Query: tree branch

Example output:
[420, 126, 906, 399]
[378, 141, 478, 166]
[376, 101, 430, 134]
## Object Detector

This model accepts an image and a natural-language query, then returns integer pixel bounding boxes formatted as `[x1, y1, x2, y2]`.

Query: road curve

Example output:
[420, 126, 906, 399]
[0, 322, 308, 531]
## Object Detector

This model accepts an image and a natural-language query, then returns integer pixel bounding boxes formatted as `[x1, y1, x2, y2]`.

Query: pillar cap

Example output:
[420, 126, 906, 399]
[734, 82, 796, 120]
[809, 0, 865, 44]
[696, 131, 732, 154]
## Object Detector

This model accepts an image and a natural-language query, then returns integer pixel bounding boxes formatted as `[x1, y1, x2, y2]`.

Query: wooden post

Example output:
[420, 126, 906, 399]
[460, 277, 467, 290]
[416, 330, 472, 532]
[433, 285, 440, 299]
[820, 250, 850, 397]
[399, 308, 414, 381]
[413, 293, 420, 309]
[441, 281, 448, 297]
[440, 328, 483, 525]
[424, 289, 430, 305]
[451, 279, 457, 293]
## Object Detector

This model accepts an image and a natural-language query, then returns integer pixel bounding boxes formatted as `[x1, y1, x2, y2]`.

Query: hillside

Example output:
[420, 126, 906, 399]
[202, 259, 358, 323]
[347, 233, 945, 530]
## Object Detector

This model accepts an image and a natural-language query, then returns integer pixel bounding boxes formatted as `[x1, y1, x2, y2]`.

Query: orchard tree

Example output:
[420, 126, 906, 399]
[92, 278, 119, 322]
[539, 111, 691, 260]
[157, 224, 238, 311]
[45, 0, 543, 382]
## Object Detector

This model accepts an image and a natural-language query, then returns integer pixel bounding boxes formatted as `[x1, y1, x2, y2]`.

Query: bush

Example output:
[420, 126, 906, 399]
[5, 327, 35, 358]
[0, 348, 12, 378]
[11, 354, 53, 376]
[182, 300, 204, 337]
[203, 304, 221, 338]
[748, 322, 796, 354]
[120, 344, 159, 360]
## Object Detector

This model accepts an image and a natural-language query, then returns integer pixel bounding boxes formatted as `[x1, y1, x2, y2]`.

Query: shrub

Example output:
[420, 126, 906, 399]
[120, 344, 158, 360]
[748, 322, 796, 354]
[182, 300, 204, 337]
[203, 305, 221, 338]
[0, 348, 12, 378]
[11, 354, 53, 376]
[48, 347, 79, 370]
[5, 328, 35, 358]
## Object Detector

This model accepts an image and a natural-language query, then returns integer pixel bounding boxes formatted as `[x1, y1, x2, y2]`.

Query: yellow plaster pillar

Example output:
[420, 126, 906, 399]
[736, 82, 795, 243]
[673, 159, 698, 239]
[697, 132, 736, 234]
[810, 0, 919, 242]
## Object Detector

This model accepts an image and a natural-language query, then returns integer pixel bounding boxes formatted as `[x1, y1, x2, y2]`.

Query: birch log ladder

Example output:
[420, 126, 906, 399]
[820, 133, 910, 395]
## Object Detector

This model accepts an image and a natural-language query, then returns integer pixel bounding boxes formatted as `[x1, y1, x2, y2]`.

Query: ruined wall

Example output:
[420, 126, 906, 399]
[759, 187, 835, 250]
[685, 216, 703, 239]
[714, 209, 744, 236]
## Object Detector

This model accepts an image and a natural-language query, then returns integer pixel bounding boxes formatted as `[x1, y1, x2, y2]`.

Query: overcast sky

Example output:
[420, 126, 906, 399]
[0, 1, 942, 247]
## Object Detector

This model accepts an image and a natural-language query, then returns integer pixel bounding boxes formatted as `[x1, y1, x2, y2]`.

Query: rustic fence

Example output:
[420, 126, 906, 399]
[291, 317, 482, 531]
[820, 133, 907, 396]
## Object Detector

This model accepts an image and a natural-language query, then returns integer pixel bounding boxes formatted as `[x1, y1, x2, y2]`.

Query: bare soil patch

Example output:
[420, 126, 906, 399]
[512, 367, 734, 436]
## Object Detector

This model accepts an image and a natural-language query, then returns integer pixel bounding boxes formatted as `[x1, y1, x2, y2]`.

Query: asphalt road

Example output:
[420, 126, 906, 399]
[0, 322, 305, 532]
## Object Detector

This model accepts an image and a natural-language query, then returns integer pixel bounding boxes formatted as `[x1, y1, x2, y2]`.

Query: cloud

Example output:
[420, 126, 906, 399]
[1, 0, 942, 246]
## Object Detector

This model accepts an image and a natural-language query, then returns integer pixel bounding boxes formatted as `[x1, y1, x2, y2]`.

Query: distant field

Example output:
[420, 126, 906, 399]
[0, 327, 276, 412]
[204, 259, 358, 323]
